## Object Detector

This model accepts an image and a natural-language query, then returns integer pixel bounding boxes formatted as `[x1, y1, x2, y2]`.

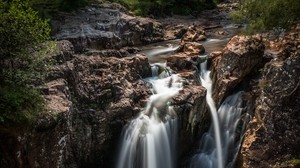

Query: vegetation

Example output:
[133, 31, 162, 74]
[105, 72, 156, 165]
[30, 0, 89, 14]
[29, 0, 221, 16]
[231, 0, 300, 33]
[0, 0, 51, 125]
[112, 0, 217, 16]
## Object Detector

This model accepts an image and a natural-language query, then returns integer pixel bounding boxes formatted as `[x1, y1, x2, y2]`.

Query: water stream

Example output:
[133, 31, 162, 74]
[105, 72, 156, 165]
[190, 59, 245, 168]
[117, 25, 245, 168]
[116, 47, 182, 168]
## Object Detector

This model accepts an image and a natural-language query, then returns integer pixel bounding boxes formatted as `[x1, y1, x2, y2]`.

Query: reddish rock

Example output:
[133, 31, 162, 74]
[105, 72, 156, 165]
[167, 37, 205, 72]
[181, 26, 207, 42]
[241, 28, 300, 168]
[211, 35, 265, 105]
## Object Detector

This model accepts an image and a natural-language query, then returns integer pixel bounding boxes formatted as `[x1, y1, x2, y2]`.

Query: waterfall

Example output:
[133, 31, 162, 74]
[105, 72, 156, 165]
[190, 59, 244, 168]
[116, 47, 182, 168]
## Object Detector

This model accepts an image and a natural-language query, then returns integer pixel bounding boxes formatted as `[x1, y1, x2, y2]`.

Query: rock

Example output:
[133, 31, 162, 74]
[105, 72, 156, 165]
[173, 84, 209, 158]
[241, 28, 300, 168]
[211, 35, 265, 105]
[51, 3, 163, 52]
[176, 40, 205, 56]
[71, 54, 151, 103]
[181, 25, 206, 42]
[56, 40, 75, 61]
[0, 51, 154, 167]
[166, 41, 204, 72]
[167, 54, 198, 72]
[35, 79, 71, 132]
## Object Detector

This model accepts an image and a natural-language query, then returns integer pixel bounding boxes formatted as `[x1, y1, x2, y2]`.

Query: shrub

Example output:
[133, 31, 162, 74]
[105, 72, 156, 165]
[0, 0, 51, 125]
[231, 0, 300, 33]
[111, 0, 216, 16]
[0, 86, 44, 125]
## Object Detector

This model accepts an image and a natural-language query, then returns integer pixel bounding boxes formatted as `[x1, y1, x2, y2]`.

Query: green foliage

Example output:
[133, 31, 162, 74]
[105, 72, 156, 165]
[0, 0, 50, 125]
[231, 0, 300, 34]
[0, 0, 51, 85]
[0, 86, 44, 124]
[111, 0, 216, 16]
[30, 0, 90, 14]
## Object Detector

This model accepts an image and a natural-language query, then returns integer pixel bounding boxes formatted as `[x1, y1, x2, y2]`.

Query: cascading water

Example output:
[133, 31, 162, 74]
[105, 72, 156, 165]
[190, 59, 245, 168]
[116, 47, 182, 168]
[145, 45, 178, 58]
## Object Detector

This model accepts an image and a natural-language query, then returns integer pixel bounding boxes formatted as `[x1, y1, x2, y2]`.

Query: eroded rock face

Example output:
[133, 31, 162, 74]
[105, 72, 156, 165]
[173, 85, 208, 157]
[52, 3, 163, 52]
[0, 44, 155, 167]
[241, 27, 300, 168]
[211, 35, 265, 105]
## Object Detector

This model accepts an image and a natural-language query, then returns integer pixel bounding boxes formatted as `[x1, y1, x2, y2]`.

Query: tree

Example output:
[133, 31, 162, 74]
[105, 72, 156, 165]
[0, 0, 51, 124]
[231, 0, 300, 33]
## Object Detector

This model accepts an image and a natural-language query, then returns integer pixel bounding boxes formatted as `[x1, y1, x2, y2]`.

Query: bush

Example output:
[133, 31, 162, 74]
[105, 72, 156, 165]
[0, 0, 51, 125]
[111, 0, 216, 16]
[0, 0, 51, 85]
[0, 86, 44, 125]
[231, 0, 300, 33]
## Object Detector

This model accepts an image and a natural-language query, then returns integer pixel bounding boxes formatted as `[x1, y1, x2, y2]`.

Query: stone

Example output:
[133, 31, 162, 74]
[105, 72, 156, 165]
[241, 28, 300, 167]
[51, 3, 163, 52]
[211, 35, 265, 105]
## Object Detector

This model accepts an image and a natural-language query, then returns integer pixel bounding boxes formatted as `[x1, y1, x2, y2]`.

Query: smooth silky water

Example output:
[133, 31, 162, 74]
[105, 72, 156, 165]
[116, 45, 182, 168]
[117, 25, 244, 168]
[190, 59, 245, 168]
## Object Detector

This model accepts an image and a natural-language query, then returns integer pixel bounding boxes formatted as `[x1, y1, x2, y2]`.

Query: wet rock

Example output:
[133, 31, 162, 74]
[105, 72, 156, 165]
[166, 54, 198, 72]
[211, 35, 265, 105]
[52, 3, 163, 52]
[173, 85, 209, 157]
[167, 41, 204, 72]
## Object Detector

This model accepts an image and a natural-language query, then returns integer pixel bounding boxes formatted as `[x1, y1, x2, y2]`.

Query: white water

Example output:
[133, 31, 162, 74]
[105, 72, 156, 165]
[198, 59, 223, 168]
[190, 60, 244, 168]
[116, 48, 182, 168]
[145, 45, 179, 57]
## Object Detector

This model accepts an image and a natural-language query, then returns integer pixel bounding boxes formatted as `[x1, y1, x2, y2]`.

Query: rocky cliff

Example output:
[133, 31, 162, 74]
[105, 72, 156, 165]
[241, 25, 300, 168]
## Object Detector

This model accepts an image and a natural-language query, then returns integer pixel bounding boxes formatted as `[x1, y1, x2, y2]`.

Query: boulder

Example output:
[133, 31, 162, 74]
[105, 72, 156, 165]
[211, 35, 265, 105]
[166, 37, 205, 72]
[181, 25, 206, 42]
[173, 85, 208, 158]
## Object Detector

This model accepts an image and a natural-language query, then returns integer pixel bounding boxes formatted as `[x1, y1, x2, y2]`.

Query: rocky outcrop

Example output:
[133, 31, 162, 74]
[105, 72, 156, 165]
[211, 35, 265, 105]
[166, 27, 206, 73]
[241, 26, 300, 168]
[0, 41, 155, 167]
[48, 53, 153, 168]
[181, 26, 207, 42]
[52, 3, 163, 52]
[173, 85, 208, 157]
